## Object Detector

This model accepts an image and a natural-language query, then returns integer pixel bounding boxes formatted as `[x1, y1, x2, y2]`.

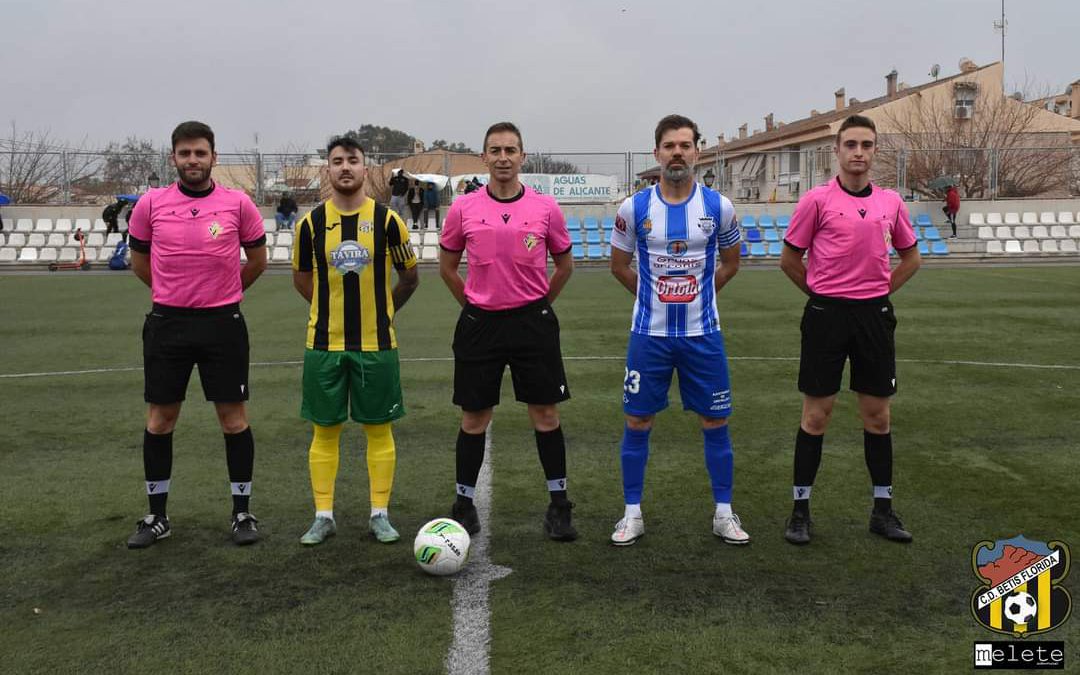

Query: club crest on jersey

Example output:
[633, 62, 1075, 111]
[208, 222, 221, 239]
[523, 233, 539, 251]
[656, 275, 699, 303]
[666, 240, 688, 256]
[359, 220, 373, 233]
[330, 240, 371, 274]
[970, 534, 1072, 638]
[697, 216, 715, 236]
[615, 215, 627, 233]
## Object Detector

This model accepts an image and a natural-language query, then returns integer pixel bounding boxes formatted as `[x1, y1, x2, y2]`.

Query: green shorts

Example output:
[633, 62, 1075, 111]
[301, 348, 406, 426]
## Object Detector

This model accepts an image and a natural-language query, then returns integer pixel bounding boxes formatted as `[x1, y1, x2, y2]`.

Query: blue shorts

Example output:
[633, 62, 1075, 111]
[622, 331, 733, 418]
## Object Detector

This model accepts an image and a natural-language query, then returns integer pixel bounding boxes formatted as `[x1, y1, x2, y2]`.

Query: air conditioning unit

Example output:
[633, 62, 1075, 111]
[954, 106, 972, 119]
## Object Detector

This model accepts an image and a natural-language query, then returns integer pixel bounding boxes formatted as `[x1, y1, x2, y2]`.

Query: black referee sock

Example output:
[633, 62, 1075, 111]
[535, 426, 569, 505]
[792, 427, 824, 516]
[224, 427, 255, 515]
[455, 428, 486, 504]
[864, 430, 893, 514]
[143, 430, 174, 518]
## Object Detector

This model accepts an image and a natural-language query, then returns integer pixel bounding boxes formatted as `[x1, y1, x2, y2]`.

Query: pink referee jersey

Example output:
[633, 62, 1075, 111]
[128, 182, 266, 308]
[784, 178, 916, 299]
[440, 185, 572, 310]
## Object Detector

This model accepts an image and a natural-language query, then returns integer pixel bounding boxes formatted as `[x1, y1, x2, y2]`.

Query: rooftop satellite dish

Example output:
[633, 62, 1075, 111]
[929, 64, 940, 79]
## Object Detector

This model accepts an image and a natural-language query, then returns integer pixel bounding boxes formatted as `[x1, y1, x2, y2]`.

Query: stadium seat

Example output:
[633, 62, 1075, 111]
[1058, 212, 1075, 224]
[1, 218, 11, 231]
[421, 245, 438, 261]
[565, 217, 580, 232]
[587, 244, 603, 260]
[767, 242, 782, 256]
[741, 215, 756, 228]
[777, 215, 791, 228]
[601, 217, 615, 232]
[75, 218, 92, 232]
[968, 213, 985, 226]
[1040, 240, 1059, 253]
[764, 229, 779, 242]
[422, 232, 438, 246]
[1050, 226, 1067, 239]
[86, 233, 104, 247]
[569, 230, 583, 245]
[38, 248, 57, 262]
[917, 241, 929, 255]
[915, 213, 932, 227]
[923, 227, 941, 241]
[18, 248, 38, 262]
[265, 233, 276, 247]
[34, 219, 53, 232]
[986, 213, 1002, 225]
[0, 248, 16, 262]
[994, 226, 1011, 239]
[1004, 213, 1020, 225]
[1004, 240, 1022, 253]
[263, 219, 277, 232]
[1031, 226, 1049, 239]
[105, 233, 122, 247]
[749, 242, 766, 257]
[16, 219, 33, 232]
[55, 219, 73, 232]
[7, 233, 26, 248]
[572, 244, 584, 260]
[98, 247, 114, 262]
[1039, 212, 1056, 225]
[740, 242, 749, 257]
[1021, 212, 1037, 225]
[985, 240, 1003, 254]
[977, 226, 994, 240]
[930, 241, 949, 255]
[1013, 225, 1030, 239]
[408, 232, 421, 247]
[744, 229, 762, 243]
[46, 233, 65, 247]
[0, 233, 4, 247]
[1022, 240, 1039, 253]
[758, 214, 774, 229]
[586, 231, 601, 245]
[272, 246, 290, 262]
[93, 218, 107, 232]
[28, 233, 45, 247]
[1060, 239, 1077, 253]
[59, 247, 79, 262]
[583, 217, 599, 231]
[913, 227, 923, 241]
[276, 232, 293, 248]
[1071, 225, 1080, 239]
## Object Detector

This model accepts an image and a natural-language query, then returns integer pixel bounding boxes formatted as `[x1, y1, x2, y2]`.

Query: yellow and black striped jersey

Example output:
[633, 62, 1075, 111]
[293, 198, 416, 351]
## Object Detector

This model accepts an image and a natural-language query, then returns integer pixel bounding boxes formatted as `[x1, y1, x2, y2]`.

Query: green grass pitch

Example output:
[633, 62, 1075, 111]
[1, 264, 1078, 673]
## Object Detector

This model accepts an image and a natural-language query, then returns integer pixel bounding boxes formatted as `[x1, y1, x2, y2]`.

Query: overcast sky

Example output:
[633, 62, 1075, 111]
[3, 0, 1076, 154]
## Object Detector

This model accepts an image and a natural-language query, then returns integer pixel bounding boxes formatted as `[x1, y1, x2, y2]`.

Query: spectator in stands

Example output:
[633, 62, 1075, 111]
[389, 169, 409, 218]
[276, 192, 299, 230]
[422, 181, 440, 229]
[407, 180, 424, 229]
[944, 185, 960, 238]
[103, 197, 129, 239]
[464, 176, 481, 194]
[122, 200, 136, 243]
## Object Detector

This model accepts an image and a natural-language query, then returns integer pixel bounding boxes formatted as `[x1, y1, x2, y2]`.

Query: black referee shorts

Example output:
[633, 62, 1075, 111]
[143, 303, 250, 404]
[798, 294, 897, 398]
[452, 298, 571, 412]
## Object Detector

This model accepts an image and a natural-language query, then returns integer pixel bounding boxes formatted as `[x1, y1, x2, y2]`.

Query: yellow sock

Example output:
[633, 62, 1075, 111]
[309, 423, 343, 512]
[364, 422, 396, 510]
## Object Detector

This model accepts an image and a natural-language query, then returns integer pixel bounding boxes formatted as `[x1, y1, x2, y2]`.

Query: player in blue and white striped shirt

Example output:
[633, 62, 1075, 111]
[608, 114, 748, 546]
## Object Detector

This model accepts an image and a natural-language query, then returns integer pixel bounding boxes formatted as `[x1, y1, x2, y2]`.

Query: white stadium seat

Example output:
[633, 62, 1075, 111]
[39, 248, 58, 262]
[409, 232, 421, 247]
[1039, 212, 1056, 225]
[1004, 240, 1022, 253]
[98, 247, 114, 262]
[46, 233, 65, 247]
[1031, 226, 1049, 239]
[994, 226, 1011, 239]
[240, 248, 248, 263]
[1022, 240, 1039, 253]
[0, 233, 5, 247]
[16, 219, 33, 232]
[1012, 225, 1030, 239]
[1040, 240, 1059, 253]
[1021, 212, 1037, 225]
[1058, 212, 1076, 224]
[422, 232, 439, 246]
[19, 248, 39, 262]
[272, 246, 290, 262]
[1, 218, 12, 231]
[7, 233, 26, 247]
[276, 232, 293, 248]
[105, 233, 122, 247]
[93, 219, 107, 232]
[1050, 226, 1067, 239]
[968, 213, 984, 226]
[986, 213, 1003, 225]
[28, 233, 46, 247]
[1069, 225, 1080, 239]
[0, 248, 16, 262]
[59, 247, 79, 262]
[87, 233, 105, 247]
[1004, 213, 1020, 225]
[75, 218, 92, 231]
[82, 247, 97, 261]
[263, 219, 277, 232]
[55, 218, 73, 232]
[264, 233, 275, 247]
[977, 226, 994, 240]
[34, 219, 53, 232]
[1060, 239, 1078, 253]
[421, 245, 438, 261]
[985, 240, 1003, 254]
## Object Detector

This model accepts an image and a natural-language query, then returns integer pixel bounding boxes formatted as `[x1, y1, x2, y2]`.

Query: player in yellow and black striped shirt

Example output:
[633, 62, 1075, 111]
[292, 136, 419, 546]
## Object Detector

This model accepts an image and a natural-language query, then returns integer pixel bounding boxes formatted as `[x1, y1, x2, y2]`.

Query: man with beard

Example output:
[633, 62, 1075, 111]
[292, 136, 419, 546]
[126, 121, 268, 549]
[608, 114, 748, 547]
[779, 115, 920, 545]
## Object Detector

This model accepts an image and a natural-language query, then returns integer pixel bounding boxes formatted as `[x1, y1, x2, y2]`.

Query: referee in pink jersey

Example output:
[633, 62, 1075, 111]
[779, 115, 921, 546]
[439, 122, 577, 541]
[125, 121, 269, 549]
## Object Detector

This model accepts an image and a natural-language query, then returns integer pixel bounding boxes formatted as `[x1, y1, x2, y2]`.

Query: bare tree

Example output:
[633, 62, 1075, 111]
[0, 125, 99, 204]
[876, 85, 1073, 199]
[522, 156, 581, 174]
[101, 137, 163, 195]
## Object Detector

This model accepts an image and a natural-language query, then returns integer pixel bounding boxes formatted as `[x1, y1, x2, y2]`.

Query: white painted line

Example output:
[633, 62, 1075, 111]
[446, 426, 512, 675]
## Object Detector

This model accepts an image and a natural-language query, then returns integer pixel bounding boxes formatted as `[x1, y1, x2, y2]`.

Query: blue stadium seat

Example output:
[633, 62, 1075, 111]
[569, 230, 583, 245]
[923, 226, 942, 241]
[566, 217, 581, 232]
[741, 215, 756, 228]
[587, 244, 603, 260]
[931, 241, 949, 255]
[918, 241, 930, 255]
[744, 228, 762, 243]
[777, 215, 791, 228]
[913, 226, 923, 241]
[586, 231, 602, 245]
[915, 213, 933, 228]
[750, 242, 766, 257]
[767, 242, 782, 256]
[583, 217, 599, 231]
[601, 216, 615, 232]
[764, 229, 779, 243]
[758, 214, 774, 229]
[740, 242, 749, 257]
[572, 244, 584, 259]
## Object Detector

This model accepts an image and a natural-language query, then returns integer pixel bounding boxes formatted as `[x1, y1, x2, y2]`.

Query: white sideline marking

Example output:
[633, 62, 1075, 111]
[446, 426, 512, 675]
[2, 355, 1079, 379]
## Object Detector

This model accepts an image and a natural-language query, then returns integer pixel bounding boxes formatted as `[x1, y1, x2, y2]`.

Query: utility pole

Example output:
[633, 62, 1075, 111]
[993, 0, 1007, 80]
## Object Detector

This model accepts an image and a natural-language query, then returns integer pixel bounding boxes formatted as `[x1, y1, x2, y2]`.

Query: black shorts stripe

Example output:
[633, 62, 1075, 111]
[341, 213, 362, 350]
[373, 203, 392, 351]
[311, 205, 330, 350]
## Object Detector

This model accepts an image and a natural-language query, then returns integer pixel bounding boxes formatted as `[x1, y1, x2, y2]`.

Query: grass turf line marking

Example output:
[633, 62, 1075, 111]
[3, 356, 1080, 380]
[445, 426, 512, 675]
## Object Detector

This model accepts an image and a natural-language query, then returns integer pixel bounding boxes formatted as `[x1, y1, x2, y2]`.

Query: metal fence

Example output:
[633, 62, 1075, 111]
[2, 147, 1077, 205]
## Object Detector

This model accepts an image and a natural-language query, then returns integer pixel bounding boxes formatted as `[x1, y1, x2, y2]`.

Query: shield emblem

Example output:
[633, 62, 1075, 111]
[970, 535, 1072, 638]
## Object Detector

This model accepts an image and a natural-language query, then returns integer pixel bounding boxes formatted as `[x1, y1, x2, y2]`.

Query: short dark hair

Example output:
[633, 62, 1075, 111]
[654, 114, 701, 148]
[482, 122, 523, 151]
[171, 121, 215, 151]
[837, 115, 877, 142]
[326, 136, 365, 157]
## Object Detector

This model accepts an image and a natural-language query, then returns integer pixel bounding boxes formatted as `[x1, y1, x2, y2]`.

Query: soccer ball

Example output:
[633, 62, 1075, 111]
[414, 518, 471, 576]
[1003, 591, 1037, 625]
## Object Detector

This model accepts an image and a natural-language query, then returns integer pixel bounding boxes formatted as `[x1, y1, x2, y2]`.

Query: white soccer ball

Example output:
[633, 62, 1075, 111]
[414, 518, 471, 576]
[1003, 591, 1037, 625]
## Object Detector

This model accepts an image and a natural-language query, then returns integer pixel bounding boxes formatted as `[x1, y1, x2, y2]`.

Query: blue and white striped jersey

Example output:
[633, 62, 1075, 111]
[609, 184, 740, 337]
